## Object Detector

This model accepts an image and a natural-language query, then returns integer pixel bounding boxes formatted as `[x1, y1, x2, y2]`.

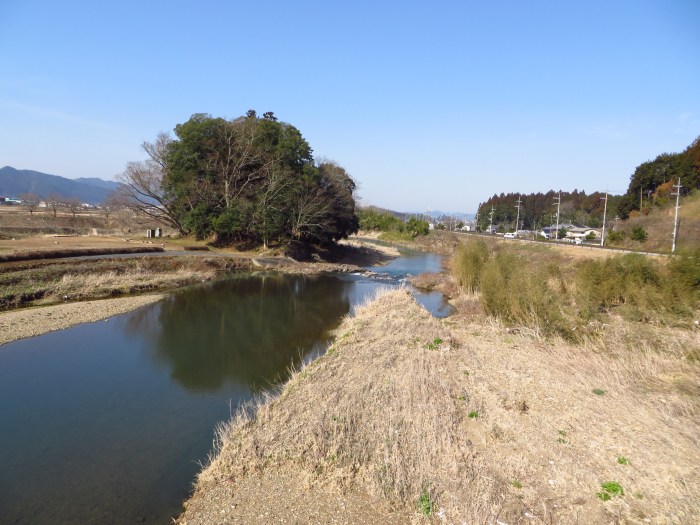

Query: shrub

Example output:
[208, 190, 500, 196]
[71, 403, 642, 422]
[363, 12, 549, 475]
[452, 240, 490, 293]
[451, 238, 698, 338]
[630, 226, 648, 242]
[358, 209, 429, 239]
[667, 248, 700, 301]
[358, 208, 404, 232]
[606, 230, 626, 244]
[406, 217, 430, 236]
[575, 254, 661, 319]
[479, 251, 568, 337]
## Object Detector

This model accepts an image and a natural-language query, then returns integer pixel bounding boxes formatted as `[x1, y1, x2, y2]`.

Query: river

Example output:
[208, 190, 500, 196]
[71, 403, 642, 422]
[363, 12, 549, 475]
[0, 250, 449, 524]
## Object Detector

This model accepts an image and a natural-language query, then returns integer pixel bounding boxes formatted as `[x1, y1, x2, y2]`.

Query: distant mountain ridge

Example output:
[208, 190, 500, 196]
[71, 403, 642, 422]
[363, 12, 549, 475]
[0, 166, 119, 204]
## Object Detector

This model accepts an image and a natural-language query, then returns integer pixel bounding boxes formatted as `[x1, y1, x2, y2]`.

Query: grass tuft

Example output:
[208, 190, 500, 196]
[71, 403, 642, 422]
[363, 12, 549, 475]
[597, 481, 624, 501]
[417, 486, 433, 516]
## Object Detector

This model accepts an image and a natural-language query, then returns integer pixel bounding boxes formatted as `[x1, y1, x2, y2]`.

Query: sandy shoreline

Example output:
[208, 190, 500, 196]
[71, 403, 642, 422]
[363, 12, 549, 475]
[0, 294, 164, 346]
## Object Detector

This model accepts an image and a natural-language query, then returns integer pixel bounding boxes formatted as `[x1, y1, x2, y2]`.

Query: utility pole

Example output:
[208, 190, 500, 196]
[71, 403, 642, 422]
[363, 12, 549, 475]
[672, 178, 682, 253]
[554, 192, 561, 240]
[489, 206, 495, 234]
[514, 196, 522, 236]
[640, 186, 643, 211]
[600, 190, 608, 247]
[474, 210, 479, 232]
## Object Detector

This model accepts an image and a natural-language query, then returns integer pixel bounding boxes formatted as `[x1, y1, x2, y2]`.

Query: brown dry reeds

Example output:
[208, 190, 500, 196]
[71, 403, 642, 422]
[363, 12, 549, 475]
[452, 239, 699, 337]
[0, 245, 164, 263]
[0, 256, 251, 308]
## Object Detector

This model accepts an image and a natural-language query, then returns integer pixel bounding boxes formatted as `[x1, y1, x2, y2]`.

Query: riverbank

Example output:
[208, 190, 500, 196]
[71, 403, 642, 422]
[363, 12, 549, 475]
[178, 288, 699, 524]
[0, 294, 165, 345]
[0, 240, 393, 345]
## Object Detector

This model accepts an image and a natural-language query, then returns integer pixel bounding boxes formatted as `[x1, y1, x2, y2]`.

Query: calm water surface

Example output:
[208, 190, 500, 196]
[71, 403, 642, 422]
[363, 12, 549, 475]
[0, 252, 449, 524]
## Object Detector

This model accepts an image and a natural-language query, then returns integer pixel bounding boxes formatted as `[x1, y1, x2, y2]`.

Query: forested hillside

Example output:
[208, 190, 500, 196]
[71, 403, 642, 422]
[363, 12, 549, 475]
[476, 136, 699, 231]
[617, 136, 700, 219]
[476, 190, 622, 231]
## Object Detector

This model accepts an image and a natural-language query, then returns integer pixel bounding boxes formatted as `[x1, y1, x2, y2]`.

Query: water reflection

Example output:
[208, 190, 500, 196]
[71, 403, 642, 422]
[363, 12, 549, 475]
[126, 274, 351, 392]
[0, 254, 448, 525]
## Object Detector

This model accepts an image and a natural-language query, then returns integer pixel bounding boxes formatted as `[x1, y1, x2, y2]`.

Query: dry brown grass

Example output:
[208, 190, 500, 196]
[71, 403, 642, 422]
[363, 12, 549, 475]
[450, 317, 700, 524]
[0, 204, 178, 237]
[56, 267, 210, 297]
[617, 192, 700, 253]
[181, 288, 699, 524]
[0, 256, 252, 308]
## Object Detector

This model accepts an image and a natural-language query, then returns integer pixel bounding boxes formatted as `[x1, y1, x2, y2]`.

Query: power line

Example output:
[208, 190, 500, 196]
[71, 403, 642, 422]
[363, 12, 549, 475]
[672, 178, 682, 253]
[554, 192, 561, 240]
[600, 190, 608, 247]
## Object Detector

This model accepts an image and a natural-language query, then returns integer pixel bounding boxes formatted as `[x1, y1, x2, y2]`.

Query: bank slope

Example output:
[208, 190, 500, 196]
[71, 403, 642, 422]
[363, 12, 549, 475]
[179, 289, 699, 524]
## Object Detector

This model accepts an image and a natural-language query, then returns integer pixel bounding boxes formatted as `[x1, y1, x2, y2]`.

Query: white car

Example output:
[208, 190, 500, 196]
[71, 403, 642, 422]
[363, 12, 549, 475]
[504, 232, 516, 239]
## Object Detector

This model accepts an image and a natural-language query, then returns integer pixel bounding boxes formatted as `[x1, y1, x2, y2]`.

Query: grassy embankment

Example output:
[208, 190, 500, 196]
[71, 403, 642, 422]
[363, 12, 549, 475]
[179, 238, 698, 524]
[0, 240, 380, 310]
[0, 256, 252, 309]
[609, 190, 700, 253]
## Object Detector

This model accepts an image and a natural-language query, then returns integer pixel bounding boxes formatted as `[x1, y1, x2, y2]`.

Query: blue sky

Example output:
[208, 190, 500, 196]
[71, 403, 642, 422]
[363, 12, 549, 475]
[1, 0, 698, 212]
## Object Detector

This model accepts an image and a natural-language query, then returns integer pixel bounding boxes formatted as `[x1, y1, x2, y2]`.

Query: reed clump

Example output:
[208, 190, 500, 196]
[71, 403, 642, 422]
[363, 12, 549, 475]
[480, 251, 568, 337]
[451, 239, 572, 338]
[575, 250, 699, 323]
[452, 240, 699, 337]
[451, 239, 489, 293]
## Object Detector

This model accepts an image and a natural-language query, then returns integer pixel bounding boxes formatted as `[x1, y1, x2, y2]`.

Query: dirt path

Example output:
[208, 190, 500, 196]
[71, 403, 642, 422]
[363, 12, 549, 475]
[180, 470, 409, 525]
[0, 294, 164, 345]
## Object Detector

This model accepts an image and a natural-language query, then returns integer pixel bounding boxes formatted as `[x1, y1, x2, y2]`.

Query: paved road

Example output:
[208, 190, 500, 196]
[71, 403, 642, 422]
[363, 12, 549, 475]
[451, 230, 669, 257]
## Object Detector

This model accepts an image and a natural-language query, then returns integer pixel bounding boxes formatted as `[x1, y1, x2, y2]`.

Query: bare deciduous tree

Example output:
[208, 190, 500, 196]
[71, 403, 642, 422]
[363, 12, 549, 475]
[46, 193, 62, 218]
[290, 185, 331, 241]
[116, 133, 187, 235]
[253, 163, 293, 249]
[19, 192, 40, 215]
[201, 117, 271, 209]
[65, 198, 82, 219]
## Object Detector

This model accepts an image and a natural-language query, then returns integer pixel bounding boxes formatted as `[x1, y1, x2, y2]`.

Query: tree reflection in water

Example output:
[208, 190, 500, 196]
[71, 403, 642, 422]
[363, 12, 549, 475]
[125, 273, 351, 392]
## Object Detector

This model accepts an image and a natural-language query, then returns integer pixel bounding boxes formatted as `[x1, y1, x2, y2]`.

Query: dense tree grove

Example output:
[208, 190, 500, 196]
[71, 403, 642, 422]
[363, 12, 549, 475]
[357, 207, 429, 237]
[476, 190, 623, 231]
[616, 136, 700, 219]
[117, 112, 358, 246]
